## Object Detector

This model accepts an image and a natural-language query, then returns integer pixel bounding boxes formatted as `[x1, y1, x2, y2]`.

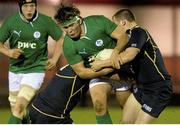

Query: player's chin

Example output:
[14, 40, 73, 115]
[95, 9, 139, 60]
[71, 35, 80, 40]
[25, 16, 33, 20]
[25, 14, 33, 19]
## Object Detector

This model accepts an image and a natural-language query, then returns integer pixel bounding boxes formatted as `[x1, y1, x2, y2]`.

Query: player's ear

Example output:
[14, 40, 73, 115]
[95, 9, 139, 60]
[79, 17, 83, 24]
[120, 20, 126, 26]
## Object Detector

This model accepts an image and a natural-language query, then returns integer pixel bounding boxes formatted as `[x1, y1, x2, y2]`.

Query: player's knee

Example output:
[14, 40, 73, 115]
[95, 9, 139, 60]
[18, 85, 36, 101]
[8, 94, 17, 107]
[93, 100, 106, 114]
[14, 102, 24, 112]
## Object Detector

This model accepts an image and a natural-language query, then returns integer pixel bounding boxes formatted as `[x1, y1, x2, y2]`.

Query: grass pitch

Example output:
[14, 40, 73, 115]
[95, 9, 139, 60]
[1, 106, 180, 124]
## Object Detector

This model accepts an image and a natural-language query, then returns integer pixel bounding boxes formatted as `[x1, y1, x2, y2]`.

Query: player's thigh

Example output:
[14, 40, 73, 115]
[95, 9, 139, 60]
[8, 72, 21, 110]
[8, 72, 21, 92]
[9, 91, 19, 112]
[115, 90, 131, 108]
[21, 73, 45, 90]
[135, 110, 155, 124]
[16, 73, 44, 105]
[112, 80, 132, 107]
[121, 93, 141, 124]
[16, 84, 38, 107]
[13, 85, 38, 116]
[89, 82, 111, 104]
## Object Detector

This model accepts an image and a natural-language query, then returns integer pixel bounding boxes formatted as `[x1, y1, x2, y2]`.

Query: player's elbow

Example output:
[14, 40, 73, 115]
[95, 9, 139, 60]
[126, 53, 137, 62]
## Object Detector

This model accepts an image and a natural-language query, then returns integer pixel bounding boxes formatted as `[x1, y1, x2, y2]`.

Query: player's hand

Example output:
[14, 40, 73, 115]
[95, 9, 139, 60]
[90, 59, 104, 71]
[46, 58, 57, 70]
[110, 49, 121, 69]
[8, 49, 23, 59]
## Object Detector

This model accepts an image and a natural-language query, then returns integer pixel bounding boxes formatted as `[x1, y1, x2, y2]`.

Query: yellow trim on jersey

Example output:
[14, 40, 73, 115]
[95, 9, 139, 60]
[144, 51, 165, 80]
[63, 75, 77, 114]
[72, 84, 86, 97]
[143, 29, 165, 80]
[56, 73, 76, 79]
[144, 29, 158, 62]
[63, 76, 86, 114]
[32, 104, 65, 119]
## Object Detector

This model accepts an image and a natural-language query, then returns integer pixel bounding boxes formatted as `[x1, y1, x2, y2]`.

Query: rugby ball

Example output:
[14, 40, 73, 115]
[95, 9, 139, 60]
[95, 49, 113, 60]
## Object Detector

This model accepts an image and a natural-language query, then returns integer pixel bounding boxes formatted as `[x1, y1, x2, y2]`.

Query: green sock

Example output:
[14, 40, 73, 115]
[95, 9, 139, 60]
[96, 113, 113, 124]
[8, 113, 22, 124]
[22, 109, 31, 124]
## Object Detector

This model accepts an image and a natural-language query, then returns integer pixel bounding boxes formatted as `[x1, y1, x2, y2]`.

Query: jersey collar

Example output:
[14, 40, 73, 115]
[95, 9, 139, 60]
[80, 21, 91, 40]
[19, 11, 39, 23]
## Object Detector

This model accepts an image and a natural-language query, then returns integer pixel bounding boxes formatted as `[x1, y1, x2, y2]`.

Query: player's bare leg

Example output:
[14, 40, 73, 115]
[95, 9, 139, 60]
[121, 93, 155, 124]
[135, 109, 155, 123]
[115, 90, 131, 108]
[89, 83, 112, 124]
[121, 93, 141, 123]
[8, 85, 37, 124]
[8, 91, 18, 113]
[110, 73, 132, 107]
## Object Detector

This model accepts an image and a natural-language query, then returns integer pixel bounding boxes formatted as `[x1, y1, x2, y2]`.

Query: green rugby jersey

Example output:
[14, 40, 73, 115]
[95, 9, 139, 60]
[0, 12, 62, 73]
[63, 15, 117, 66]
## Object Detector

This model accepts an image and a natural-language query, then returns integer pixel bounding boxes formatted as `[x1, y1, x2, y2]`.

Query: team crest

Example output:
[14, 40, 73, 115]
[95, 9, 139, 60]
[33, 31, 41, 39]
[95, 39, 104, 47]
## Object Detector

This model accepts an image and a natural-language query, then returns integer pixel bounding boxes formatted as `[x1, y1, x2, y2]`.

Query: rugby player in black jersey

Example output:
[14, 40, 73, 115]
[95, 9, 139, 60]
[91, 9, 173, 124]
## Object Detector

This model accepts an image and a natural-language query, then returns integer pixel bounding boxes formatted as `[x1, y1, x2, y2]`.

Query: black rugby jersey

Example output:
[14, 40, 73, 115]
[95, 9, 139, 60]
[125, 27, 171, 84]
[32, 65, 89, 118]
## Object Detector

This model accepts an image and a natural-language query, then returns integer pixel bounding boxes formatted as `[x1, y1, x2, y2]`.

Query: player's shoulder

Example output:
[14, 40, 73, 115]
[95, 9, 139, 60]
[38, 13, 52, 20]
[131, 26, 147, 34]
[84, 15, 107, 21]
[4, 12, 19, 22]
[37, 13, 58, 26]
[64, 35, 73, 45]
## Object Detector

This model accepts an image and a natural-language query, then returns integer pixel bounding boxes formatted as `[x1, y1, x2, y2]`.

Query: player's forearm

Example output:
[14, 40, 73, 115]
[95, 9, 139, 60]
[119, 48, 139, 65]
[77, 68, 100, 79]
[79, 68, 113, 79]
[73, 66, 113, 79]
[51, 38, 63, 63]
[111, 26, 128, 53]
[99, 59, 112, 68]
[0, 43, 10, 57]
[71, 61, 113, 79]
[114, 35, 128, 53]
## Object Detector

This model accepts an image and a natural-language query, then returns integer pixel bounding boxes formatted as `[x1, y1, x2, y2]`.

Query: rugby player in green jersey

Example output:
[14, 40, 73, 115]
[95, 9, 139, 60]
[55, 4, 133, 124]
[0, 0, 64, 123]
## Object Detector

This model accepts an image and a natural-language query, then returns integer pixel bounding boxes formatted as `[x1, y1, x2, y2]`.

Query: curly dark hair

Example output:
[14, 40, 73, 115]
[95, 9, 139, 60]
[54, 4, 80, 24]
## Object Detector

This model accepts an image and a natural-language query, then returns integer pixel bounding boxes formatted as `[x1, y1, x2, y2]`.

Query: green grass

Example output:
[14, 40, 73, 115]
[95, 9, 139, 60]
[1, 106, 180, 124]
[71, 106, 180, 124]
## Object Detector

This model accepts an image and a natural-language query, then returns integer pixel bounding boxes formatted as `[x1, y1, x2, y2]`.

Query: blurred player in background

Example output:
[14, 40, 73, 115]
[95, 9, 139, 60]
[54, 4, 132, 124]
[0, 0, 63, 123]
[91, 8, 173, 124]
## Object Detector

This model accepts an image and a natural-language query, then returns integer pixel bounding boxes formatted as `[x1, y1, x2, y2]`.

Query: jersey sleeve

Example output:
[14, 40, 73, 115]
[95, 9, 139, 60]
[96, 15, 117, 35]
[0, 19, 11, 43]
[127, 28, 148, 50]
[63, 36, 83, 65]
[47, 17, 63, 41]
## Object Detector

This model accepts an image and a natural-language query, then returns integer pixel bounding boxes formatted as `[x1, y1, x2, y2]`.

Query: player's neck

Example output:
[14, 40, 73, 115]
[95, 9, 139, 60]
[129, 22, 138, 29]
[80, 22, 85, 38]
